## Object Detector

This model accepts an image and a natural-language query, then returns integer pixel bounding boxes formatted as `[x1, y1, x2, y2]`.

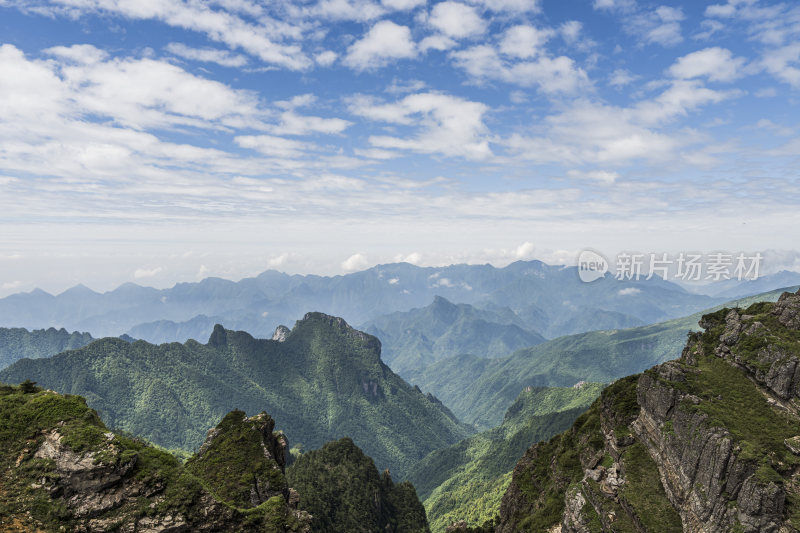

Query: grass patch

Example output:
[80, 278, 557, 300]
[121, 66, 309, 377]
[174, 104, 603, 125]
[620, 442, 682, 532]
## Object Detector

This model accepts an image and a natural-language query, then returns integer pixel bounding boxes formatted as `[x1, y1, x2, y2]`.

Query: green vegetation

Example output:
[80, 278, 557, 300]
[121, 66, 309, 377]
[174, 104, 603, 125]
[408, 287, 795, 430]
[0, 382, 303, 532]
[620, 442, 682, 532]
[406, 383, 604, 532]
[363, 296, 545, 376]
[495, 291, 800, 532]
[0, 326, 93, 370]
[0, 314, 470, 478]
[679, 302, 800, 478]
[286, 437, 429, 533]
[185, 410, 287, 509]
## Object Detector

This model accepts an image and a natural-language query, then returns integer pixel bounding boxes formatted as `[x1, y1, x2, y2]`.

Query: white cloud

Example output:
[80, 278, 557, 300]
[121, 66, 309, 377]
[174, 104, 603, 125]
[762, 43, 800, 88]
[165, 42, 248, 67]
[419, 34, 457, 52]
[641, 6, 685, 46]
[341, 253, 369, 272]
[618, 287, 641, 296]
[428, 2, 486, 39]
[44, 44, 108, 64]
[344, 20, 417, 70]
[312, 0, 386, 21]
[381, 0, 426, 10]
[395, 252, 423, 264]
[234, 135, 310, 158]
[40, 0, 311, 69]
[315, 50, 338, 66]
[503, 78, 737, 167]
[266, 253, 292, 268]
[388, 277, 400, 284]
[609, 68, 638, 87]
[668, 47, 746, 82]
[134, 266, 163, 279]
[452, 45, 589, 94]
[36, 47, 267, 131]
[559, 21, 582, 44]
[468, 0, 540, 12]
[514, 241, 535, 259]
[567, 169, 619, 184]
[1, 280, 22, 290]
[349, 92, 492, 159]
[499, 25, 553, 59]
[593, 0, 635, 10]
[272, 111, 352, 135]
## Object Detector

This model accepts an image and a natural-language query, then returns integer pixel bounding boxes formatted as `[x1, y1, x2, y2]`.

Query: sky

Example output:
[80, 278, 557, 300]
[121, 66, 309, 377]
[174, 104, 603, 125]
[0, 0, 799, 296]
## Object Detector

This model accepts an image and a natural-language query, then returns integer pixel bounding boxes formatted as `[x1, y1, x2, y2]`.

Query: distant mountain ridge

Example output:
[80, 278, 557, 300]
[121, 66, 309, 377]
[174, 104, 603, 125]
[0, 312, 470, 478]
[0, 260, 720, 347]
[0, 326, 94, 370]
[362, 296, 546, 376]
[408, 285, 800, 430]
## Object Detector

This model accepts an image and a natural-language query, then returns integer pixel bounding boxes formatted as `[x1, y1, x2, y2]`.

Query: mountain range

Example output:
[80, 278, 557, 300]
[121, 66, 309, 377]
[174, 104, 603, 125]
[0, 326, 94, 370]
[492, 289, 800, 532]
[407, 285, 799, 430]
[0, 261, 723, 347]
[0, 313, 470, 478]
[362, 296, 546, 377]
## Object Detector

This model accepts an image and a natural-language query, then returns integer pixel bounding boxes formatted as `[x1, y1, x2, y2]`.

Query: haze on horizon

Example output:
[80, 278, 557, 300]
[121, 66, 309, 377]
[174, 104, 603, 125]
[0, 0, 799, 296]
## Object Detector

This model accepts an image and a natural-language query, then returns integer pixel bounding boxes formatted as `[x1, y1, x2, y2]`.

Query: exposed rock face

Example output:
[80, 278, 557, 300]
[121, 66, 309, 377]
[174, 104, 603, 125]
[496, 289, 800, 533]
[187, 410, 295, 509]
[0, 385, 310, 532]
[272, 325, 291, 342]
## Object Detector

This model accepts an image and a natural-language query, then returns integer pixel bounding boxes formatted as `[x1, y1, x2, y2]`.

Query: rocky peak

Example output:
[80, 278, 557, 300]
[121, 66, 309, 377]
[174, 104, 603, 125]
[272, 324, 291, 342]
[208, 323, 228, 347]
[496, 292, 800, 533]
[0, 385, 310, 532]
[772, 288, 800, 329]
[187, 410, 291, 508]
[295, 311, 382, 354]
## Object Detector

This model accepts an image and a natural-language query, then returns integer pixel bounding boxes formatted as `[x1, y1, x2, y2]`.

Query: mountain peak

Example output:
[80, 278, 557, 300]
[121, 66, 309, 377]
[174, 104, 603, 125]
[208, 324, 227, 347]
[272, 325, 290, 342]
[431, 295, 454, 307]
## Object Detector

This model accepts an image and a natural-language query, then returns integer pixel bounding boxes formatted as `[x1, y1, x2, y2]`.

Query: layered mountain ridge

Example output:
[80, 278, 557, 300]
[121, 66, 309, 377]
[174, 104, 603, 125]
[362, 295, 546, 376]
[0, 382, 311, 532]
[492, 288, 800, 532]
[0, 312, 470, 478]
[0, 260, 720, 346]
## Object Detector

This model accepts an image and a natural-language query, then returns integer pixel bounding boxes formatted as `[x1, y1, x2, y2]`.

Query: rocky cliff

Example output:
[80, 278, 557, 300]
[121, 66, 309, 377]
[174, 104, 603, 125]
[494, 288, 800, 532]
[0, 382, 310, 532]
[287, 437, 430, 533]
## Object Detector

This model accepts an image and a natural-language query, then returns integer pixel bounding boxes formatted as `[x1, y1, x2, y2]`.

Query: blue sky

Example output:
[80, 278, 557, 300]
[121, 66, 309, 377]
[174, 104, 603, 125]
[0, 0, 799, 295]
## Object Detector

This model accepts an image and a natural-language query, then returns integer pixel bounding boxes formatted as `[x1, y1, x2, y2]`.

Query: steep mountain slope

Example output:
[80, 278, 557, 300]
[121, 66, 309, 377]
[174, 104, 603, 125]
[287, 438, 430, 533]
[0, 326, 93, 370]
[0, 260, 718, 343]
[0, 313, 469, 477]
[406, 383, 605, 532]
[363, 296, 545, 376]
[409, 286, 798, 430]
[495, 289, 800, 533]
[0, 382, 310, 532]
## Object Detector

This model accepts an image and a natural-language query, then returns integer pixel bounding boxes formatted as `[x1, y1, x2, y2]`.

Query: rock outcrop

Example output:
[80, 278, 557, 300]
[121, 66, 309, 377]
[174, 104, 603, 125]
[0, 384, 310, 532]
[496, 289, 800, 533]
